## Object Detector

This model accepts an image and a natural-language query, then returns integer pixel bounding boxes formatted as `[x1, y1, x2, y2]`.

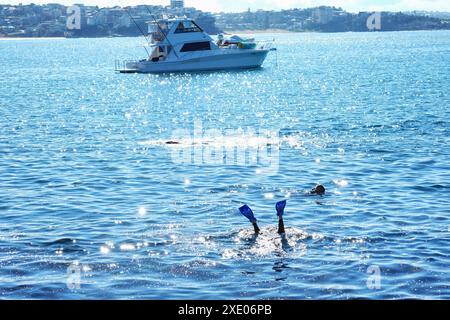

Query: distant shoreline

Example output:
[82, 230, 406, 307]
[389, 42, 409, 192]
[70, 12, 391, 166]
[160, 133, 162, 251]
[0, 31, 295, 40]
[1, 29, 449, 40]
[0, 30, 295, 39]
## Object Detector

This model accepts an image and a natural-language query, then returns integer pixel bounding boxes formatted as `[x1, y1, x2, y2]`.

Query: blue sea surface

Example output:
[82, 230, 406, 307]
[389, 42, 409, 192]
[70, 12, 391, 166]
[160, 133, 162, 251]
[0, 31, 449, 299]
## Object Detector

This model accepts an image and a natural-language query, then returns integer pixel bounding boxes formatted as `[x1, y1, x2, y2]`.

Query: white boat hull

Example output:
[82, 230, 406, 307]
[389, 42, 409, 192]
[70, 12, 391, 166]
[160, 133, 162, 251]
[125, 50, 269, 74]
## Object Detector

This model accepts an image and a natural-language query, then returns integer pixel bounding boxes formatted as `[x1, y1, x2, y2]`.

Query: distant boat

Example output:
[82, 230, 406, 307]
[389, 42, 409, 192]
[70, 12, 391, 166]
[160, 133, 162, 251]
[116, 17, 275, 74]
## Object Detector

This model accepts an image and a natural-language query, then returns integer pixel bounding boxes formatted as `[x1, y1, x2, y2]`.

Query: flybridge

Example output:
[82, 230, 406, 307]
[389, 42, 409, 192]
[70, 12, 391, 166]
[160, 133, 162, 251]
[147, 18, 214, 46]
[148, 18, 204, 37]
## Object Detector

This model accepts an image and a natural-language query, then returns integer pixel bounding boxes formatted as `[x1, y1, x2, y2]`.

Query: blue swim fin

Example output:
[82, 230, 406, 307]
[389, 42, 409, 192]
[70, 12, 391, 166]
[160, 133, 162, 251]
[239, 205, 257, 223]
[276, 200, 287, 217]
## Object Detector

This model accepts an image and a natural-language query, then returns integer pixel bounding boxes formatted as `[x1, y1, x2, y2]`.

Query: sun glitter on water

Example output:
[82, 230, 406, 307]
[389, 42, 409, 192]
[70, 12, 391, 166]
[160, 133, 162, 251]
[138, 207, 147, 217]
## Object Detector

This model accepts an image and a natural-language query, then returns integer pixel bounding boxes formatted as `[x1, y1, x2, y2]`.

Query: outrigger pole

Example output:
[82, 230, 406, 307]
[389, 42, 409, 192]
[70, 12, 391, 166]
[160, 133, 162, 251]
[145, 5, 180, 59]
[123, 7, 150, 57]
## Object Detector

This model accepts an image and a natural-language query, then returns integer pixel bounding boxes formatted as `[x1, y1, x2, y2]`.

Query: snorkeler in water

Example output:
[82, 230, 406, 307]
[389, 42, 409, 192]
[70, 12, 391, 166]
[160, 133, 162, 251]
[239, 200, 287, 235]
[239, 185, 326, 234]
[310, 184, 326, 195]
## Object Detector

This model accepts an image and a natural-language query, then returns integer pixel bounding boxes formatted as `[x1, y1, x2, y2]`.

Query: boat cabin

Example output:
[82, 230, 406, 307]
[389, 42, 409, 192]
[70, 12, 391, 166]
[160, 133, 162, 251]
[146, 18, 218, 61]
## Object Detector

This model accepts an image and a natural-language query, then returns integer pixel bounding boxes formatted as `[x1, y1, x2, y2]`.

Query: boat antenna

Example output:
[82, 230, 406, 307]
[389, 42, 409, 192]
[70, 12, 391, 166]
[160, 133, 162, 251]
[123, 7, 150, 56]
[145, 6, 180, 59]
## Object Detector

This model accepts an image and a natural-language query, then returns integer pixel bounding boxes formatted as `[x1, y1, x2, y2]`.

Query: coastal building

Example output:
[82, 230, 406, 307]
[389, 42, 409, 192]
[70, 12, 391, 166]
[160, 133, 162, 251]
[312, 6, 335, 24]
[117, 13, 131, 28]
[170, 1, 184, 10]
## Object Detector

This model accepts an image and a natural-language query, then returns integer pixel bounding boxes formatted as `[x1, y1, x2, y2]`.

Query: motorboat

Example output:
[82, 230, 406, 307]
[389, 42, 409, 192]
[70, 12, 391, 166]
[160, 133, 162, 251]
[116, 17, 275, 74]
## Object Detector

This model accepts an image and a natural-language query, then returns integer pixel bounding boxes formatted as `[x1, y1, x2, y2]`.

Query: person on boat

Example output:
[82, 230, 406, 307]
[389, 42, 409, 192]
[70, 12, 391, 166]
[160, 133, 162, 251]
[239, 200, 287, 235]
[217, 34, 225, 47]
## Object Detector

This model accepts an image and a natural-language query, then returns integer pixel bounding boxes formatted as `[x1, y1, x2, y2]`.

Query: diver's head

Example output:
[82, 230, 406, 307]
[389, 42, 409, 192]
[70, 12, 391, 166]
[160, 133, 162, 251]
[311, 185, 326, 195]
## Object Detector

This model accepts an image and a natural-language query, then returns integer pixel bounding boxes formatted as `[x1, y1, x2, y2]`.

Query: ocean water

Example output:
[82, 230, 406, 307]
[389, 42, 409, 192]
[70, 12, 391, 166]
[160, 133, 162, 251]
[0, 31, 449, 299]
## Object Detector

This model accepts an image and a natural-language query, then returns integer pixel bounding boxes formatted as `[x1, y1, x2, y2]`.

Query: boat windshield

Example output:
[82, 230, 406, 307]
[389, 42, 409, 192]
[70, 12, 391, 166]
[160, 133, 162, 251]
[174, 20, 203, 33]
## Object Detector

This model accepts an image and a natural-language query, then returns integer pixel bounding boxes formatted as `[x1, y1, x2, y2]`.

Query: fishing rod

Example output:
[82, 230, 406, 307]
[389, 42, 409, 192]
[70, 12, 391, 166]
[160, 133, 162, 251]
[123, 7, 150, 56]
[145, 5, 180, 59]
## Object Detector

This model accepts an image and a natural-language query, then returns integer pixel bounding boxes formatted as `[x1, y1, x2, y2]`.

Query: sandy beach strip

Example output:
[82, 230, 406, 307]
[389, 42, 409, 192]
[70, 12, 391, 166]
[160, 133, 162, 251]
[0, 37, 66, 41]
[223, 29, 295, 34]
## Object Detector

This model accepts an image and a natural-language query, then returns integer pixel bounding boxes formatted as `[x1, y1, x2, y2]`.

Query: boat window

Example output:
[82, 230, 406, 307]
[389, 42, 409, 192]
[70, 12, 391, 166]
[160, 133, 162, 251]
[174, 21, 203, 33]
[180, 41, 211, 52]
[176, 23, 185, 32]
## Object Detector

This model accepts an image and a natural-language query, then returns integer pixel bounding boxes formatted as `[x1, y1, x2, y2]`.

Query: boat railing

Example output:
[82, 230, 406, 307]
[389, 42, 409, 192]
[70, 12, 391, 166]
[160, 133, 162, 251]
[254, 40, 276, 50]
[115, 59, 139, 72]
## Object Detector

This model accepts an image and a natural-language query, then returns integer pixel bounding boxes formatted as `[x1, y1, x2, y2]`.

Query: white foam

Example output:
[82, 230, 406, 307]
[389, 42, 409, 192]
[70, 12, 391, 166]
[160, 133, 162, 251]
[221, 226, 310, 259]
